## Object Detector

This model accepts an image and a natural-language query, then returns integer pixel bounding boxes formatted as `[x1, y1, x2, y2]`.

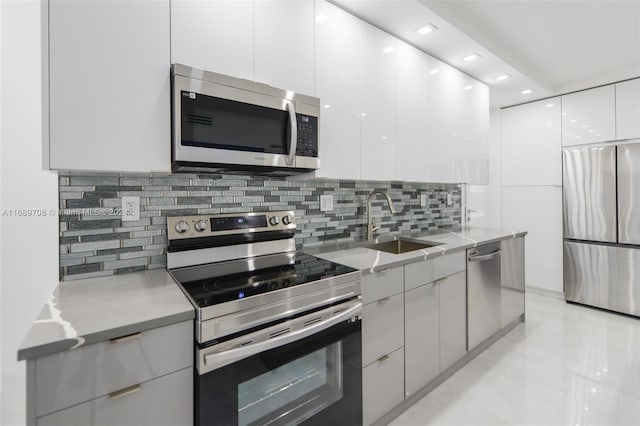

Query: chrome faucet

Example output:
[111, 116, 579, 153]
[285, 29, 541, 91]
[367, 190, 396, 241]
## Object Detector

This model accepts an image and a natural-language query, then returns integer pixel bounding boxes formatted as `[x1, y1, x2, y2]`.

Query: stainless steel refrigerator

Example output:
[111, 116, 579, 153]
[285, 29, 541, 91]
[563, 143, 640, 317]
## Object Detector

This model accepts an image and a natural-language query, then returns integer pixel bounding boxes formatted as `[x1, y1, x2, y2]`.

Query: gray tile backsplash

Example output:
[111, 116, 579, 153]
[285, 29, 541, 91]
[58, 174, 461, 280]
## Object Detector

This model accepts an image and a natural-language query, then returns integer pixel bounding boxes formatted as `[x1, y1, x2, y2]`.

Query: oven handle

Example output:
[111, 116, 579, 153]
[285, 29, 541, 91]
[285, 101, 297, 166]
[202, 300, 361, 372]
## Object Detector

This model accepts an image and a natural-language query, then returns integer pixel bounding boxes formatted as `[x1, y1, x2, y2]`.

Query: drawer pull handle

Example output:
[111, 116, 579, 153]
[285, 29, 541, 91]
[378, 268, 392, 273]
[377, 297, 391, 304]
[433, 277, 447, 284]
[109, 384, 141, 400]
[377, 354, 390, 363]
[110, 332, 141, 344]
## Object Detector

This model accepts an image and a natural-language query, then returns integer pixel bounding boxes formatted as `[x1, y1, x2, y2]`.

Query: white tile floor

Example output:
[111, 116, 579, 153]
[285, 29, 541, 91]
[390, 293, 640, 426]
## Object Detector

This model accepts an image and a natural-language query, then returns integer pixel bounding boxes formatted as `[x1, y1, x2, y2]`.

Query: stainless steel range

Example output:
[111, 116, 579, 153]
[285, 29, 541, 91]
[167, 211, 363, 426]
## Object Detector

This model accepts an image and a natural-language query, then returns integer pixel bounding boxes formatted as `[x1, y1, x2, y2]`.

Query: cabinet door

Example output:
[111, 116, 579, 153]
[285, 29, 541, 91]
[438, 271, 467, 372]
[404, 283, 439, 397]
[362, 293, 404, 367]
[501, 97, 562, 186]
[396, 41, 427, 182]
[362, 348, 404, 426]
[254, 0, 314, 95]
[562, 85, 616, 146]
[502, 186, 563, 293]
[37, 403, 91, 426]
[360, 24, 397, 181]
[314, 0, 362, 179]
[171, 0, 253, 80]
[616, 78, 640, 140]
[49, 0, 170, 172]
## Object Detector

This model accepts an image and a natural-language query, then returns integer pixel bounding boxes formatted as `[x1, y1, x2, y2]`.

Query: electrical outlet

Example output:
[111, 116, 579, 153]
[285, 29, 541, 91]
[446, 193, 453, 206]
[121, 196, 140, 222]
[320, 194, 333, 212]
[420, 194, 427, 207]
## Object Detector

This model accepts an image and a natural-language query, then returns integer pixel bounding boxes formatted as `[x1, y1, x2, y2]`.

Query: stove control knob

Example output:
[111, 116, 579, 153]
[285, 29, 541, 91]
[269, 216, 279, 226]
[282, 215, 292, 225]
[195, 220, 208, 232]
[175, 220, 189, 234]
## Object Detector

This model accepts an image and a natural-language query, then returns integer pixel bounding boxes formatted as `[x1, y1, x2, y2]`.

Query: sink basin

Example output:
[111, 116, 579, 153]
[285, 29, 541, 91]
[365, 239, 442, 255]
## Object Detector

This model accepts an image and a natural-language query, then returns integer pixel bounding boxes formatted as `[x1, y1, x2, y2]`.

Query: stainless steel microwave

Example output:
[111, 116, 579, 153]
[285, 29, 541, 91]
[171, 64, 320, 175]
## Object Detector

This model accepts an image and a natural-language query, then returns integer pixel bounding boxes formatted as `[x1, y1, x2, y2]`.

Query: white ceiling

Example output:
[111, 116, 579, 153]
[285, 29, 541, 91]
[331, 0, 640, 108]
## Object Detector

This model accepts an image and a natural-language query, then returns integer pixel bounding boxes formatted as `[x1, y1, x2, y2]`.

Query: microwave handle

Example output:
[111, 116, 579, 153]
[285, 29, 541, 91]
[285, 101, 297, 166]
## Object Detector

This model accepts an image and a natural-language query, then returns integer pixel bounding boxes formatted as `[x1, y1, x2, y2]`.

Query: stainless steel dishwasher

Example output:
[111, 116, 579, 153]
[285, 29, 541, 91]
[467, 242, 502, 350]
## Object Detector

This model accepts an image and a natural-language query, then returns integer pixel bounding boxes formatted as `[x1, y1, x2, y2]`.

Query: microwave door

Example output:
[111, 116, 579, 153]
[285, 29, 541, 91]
[563, 146, 617, 242]
[618, 143, 640, 245]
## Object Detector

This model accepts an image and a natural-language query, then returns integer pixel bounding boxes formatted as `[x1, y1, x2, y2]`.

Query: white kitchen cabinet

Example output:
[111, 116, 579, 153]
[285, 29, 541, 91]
[404, 283, 439, 397]
[396, 41, 427, 182]
[171, 0, 253, 80]
[363, 347, 404, 426]
[48, 0, 171, 172]
[562, 85, 616, 146]
[359, 24, 397, 181]
[616, 78, 640, 141]
[439, 271, 467, 371]
[254, 0, 314, 95]
[501, 97, 562, 186]
[362, 293, 404, 367]
[314, 0, 362, 179]
[424, 58, 489, 184]
[502, 186, 563, 293]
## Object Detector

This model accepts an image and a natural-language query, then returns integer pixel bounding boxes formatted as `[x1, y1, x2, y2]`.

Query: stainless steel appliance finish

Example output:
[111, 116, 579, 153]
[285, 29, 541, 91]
[467, 242, 502, 350]
[500, 237, 525, 328]
[618, 143, 640, 245]
[564, 241, 640, 316]
[171, 64, 320, 175]
[563, 145, 617, 243]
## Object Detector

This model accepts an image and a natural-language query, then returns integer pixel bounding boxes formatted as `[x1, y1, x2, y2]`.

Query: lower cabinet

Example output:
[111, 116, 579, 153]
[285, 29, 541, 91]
[37, 368, 193, 426]
[404, 283, 439, 397]
[362, 293, 404, 366]
[438, 271, 467, 371]
[362, 347, 405, 426]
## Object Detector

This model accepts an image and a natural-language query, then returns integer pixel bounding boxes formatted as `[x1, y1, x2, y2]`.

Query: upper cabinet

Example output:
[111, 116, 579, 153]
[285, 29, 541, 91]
[48, 0, 171, 172]
[615, 78, 640, 141]
[359, 25, 397, 181]
[171, 0, 254, 80]
[561, 85, 616, 146]
[396, 42, 427, 182]
[254, 0, 315, 95]
[501, 97, 562, 186]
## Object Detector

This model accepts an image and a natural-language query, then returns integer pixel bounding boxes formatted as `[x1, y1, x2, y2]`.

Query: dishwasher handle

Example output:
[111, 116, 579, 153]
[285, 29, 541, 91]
[468, 249, 501, 262]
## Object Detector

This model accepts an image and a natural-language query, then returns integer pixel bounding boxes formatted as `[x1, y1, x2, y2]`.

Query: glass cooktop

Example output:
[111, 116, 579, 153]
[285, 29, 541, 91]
[174, 253, 357, 308]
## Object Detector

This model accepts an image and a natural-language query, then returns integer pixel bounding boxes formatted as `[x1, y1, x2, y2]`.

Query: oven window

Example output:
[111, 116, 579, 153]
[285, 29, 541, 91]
[238, 344, 342, 426]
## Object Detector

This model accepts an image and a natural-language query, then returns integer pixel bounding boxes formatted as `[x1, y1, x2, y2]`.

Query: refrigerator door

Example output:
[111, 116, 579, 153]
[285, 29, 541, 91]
[564, 241, 640, 317]
[563, 146, 617, 242]
[618, 143, 640, 245]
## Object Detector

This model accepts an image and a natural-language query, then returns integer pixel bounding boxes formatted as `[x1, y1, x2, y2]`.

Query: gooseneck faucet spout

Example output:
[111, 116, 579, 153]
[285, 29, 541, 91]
[367, 190, 396, 241]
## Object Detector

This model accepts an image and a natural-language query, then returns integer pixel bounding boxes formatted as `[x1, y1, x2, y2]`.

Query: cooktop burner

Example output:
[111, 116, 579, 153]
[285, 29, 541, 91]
[175, 253, 357, 308]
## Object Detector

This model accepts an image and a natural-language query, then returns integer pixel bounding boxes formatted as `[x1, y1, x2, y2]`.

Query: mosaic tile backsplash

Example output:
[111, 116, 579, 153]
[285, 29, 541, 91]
[58, 174, 461, 280]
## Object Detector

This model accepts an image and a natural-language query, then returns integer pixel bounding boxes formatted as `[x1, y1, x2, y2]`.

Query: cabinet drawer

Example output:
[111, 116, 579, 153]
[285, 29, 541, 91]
[363, 347, 404, 426]
[433, 251, 465, 281]
[37, 367, 193, 426]
[404, 259, 433, 291]
[361, 267, 403, 304]
[362, 293, 404, 367]
[35, 320, 192, 417]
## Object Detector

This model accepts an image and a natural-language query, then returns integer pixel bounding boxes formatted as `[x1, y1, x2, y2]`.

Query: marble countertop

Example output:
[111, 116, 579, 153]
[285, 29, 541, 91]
[18, 269, 194, 361]
[303, 226, 527, 274]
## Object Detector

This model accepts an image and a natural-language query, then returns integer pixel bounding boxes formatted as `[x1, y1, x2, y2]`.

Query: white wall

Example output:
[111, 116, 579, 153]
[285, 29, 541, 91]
[1, 1, 59, 425]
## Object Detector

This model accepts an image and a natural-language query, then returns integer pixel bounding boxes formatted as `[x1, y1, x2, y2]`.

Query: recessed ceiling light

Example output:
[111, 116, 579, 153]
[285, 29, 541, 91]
[382, 46, 394, 54]
[521, 89, 533, 95]
[323, 104, 331, 109]
[315, 14, 327, 23]
[416, 23, 438, 35]
[462, 53, 481, 62]
[545, 103, 555, 108]
[495, 74, 511, 81]
[381, 136, 389, 140]
[429, 68, 440, 75]
[359, 112, 367, 117]
[463, 85, 473, 91]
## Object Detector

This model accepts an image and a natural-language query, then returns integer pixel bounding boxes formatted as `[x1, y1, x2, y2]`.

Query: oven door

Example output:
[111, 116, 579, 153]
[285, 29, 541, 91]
[195, 300, 362, 426]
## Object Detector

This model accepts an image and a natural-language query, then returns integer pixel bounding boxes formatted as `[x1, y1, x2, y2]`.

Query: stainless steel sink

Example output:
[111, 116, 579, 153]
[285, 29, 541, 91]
[365, 239, 442, 255]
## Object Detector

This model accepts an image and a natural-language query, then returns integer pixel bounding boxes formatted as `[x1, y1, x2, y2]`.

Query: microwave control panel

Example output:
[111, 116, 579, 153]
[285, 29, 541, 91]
[296, 114, 318, 157]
